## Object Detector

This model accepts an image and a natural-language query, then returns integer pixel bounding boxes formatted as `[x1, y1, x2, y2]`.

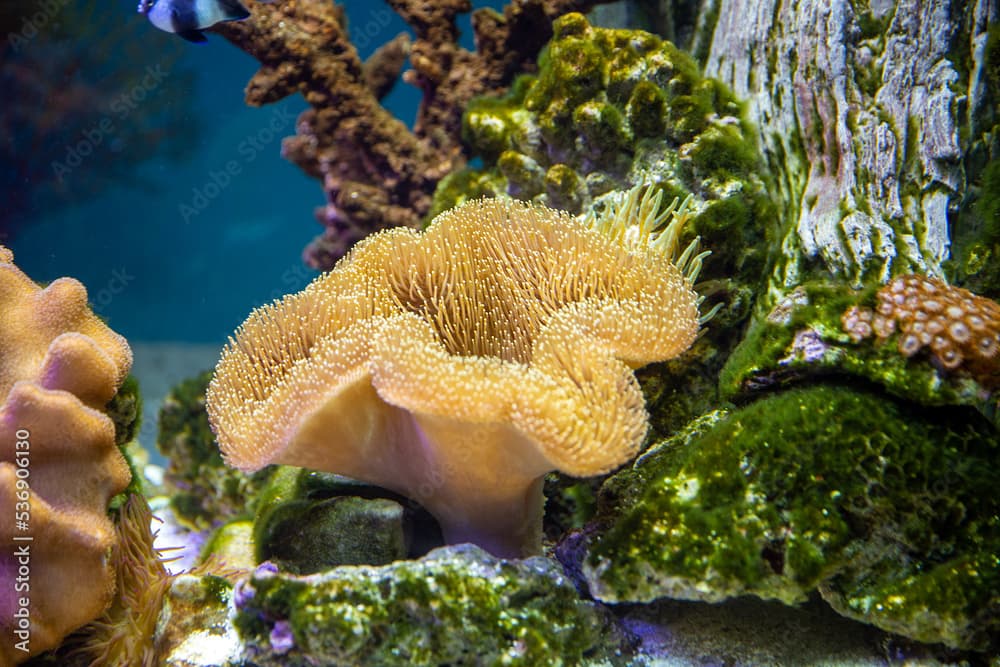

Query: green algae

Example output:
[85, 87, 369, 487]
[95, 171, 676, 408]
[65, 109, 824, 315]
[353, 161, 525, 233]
[585, 385, 1000, 650]
[544, 163, 587, 212]
[978, 158, 1000, 244]
[107, 374, 142, 448]
[944, 23, 1000, 297]
[542, 473, 602, 542]
[104, 374, 146, 502]
[626, 80, 668, 138]
[157, 370, 271, 530]
[686, 121, 759, 178]
[235, 545, 615, 666]
[717, 281, 997, 416]
[432, 12, 769, 302]
[497, 150, 545, 199]
[452, 12, 750, 181]
[423, 168, 506, 224]
[950, 154, 1000, 297]
[202, 519, 256, 571]
[251, 467, 438, 572]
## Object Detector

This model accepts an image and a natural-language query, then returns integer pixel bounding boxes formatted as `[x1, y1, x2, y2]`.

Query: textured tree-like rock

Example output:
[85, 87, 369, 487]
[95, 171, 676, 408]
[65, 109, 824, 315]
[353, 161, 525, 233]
[696, 0, 996, 290]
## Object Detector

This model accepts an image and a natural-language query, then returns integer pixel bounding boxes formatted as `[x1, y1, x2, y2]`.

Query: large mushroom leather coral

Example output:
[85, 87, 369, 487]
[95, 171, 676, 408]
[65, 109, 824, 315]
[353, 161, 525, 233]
[207, 187, 706, 557]
[0, 246, 133, 666]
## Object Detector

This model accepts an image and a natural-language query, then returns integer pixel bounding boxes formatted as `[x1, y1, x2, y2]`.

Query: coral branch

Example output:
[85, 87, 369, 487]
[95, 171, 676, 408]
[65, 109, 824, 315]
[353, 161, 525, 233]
[212, 0, 611, 270]
[362, 33, 411, 100]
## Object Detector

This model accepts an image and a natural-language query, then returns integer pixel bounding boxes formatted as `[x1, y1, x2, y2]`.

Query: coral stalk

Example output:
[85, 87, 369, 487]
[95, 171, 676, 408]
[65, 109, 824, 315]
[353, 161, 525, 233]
[207, 187, 705, 558]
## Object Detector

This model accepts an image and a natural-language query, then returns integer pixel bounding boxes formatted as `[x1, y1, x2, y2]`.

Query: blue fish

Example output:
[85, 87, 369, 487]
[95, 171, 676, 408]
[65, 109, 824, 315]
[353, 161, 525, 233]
[138, 0, 250, 43]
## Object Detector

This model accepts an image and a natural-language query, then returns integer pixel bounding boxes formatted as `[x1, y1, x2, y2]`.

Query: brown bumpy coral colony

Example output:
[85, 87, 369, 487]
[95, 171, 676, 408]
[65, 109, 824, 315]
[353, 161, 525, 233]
[843, 275, 1000, 387]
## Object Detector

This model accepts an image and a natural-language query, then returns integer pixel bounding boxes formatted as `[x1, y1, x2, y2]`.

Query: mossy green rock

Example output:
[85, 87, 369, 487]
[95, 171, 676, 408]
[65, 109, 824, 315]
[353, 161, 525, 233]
[105, 374, 146, 500]
[235, 545, 614, 666]
[584, 385, 1000, 650]
[252, 466, 437, 571]
[719, 281, 997, 423]
[107, 373, 142, 448]
[438, 12, 774, 301]
[258, 495, 406, 574]
[157, 370, 272, 529]
[947, 23, 1000, 298]
[202, 519, 256, 571]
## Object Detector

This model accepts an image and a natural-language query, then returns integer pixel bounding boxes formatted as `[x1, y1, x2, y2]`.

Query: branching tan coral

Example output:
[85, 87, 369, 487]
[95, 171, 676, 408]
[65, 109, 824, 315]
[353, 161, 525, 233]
[0, 246, 132, 665]
[843, 275, 1000, 388]
[212, 0, 614, 268]
[207, 187, 704, 557]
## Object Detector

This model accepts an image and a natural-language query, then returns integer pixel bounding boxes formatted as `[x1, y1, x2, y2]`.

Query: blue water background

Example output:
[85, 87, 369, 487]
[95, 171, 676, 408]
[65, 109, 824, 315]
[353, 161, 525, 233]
[7, 0, 503, 343]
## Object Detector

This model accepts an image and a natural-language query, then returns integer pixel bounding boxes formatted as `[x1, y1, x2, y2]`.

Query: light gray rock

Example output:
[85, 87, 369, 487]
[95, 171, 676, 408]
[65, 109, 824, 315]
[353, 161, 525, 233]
[697, 0, 997, 292]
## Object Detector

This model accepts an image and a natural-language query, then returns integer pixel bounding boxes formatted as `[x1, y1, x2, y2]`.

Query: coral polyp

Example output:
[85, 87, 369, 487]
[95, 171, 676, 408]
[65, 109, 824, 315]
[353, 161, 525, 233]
[843, 275, 1000, 387]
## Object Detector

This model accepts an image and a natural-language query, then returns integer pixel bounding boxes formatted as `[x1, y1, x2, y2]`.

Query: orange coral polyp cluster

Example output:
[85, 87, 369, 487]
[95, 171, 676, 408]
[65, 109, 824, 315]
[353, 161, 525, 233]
[843, 275, 1000, 383]
[208, 190, 704, 557]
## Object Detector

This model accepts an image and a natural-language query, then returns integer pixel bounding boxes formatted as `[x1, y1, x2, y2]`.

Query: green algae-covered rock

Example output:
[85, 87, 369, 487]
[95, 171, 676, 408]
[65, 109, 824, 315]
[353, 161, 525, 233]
[584, 385, 1000, 651]
[108, 373, 142, 448]
[104, 374, 150, 501]
[257, 493, 406, 574]
[437, 13, 774, 300]
[159, 574, 243, 667]
[719, 282, 998, 422]
[252, 466, 439, 571]
[947, 23, 1000, 299]
[542, 473, 601, 543]
[235, 545, 616, 666]
[157, 371, 271, 529]
[201, 519, 256, 571]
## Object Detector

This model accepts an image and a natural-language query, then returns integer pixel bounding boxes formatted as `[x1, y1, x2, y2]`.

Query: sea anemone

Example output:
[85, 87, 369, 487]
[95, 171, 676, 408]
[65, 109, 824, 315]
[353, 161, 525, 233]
[65, 494, 173, 667]
[207, 186, 708, 557]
